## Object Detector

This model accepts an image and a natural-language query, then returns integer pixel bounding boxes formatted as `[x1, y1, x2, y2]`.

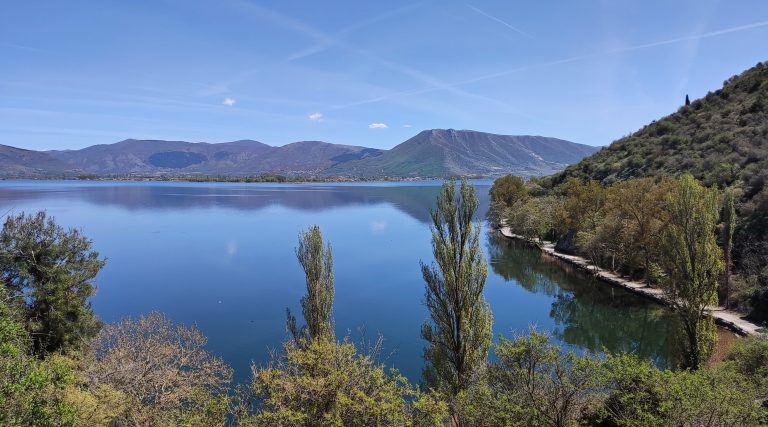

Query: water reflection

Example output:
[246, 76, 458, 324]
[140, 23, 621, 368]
[0, 181, 489, 223]
[488, 236, 679, 368]
[0, 180, 680, 381]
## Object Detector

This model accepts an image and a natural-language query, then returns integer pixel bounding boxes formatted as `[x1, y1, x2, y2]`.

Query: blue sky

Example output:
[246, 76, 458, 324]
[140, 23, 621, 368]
[2, 0, 768, 150]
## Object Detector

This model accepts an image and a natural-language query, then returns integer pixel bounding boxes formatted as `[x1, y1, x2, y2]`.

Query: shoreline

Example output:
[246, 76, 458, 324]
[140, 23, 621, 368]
[0, 175, 491, 184]
[496, 226, 764, 337]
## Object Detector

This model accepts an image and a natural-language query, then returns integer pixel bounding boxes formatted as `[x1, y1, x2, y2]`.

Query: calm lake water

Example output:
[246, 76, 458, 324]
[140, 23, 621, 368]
[0, 180, 680, 382]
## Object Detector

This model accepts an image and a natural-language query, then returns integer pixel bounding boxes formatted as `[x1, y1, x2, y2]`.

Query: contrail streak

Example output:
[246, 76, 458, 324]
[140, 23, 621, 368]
[465, 4, 534, 39]
[335, 18, 768, 109]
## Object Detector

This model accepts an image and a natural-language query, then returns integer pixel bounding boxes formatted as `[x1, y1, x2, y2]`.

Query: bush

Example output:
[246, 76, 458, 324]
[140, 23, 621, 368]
[247, 338, 417, 426]
[0, 296, 79, 426]
[592, 354, 765, 426]
[86, 312, 232, 426]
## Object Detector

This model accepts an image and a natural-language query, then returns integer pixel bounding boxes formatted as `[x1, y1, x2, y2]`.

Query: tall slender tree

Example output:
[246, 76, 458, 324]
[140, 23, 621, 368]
[661, 175, 723, 369]
[421, 180, 493, 397]
[286, 225, 335, 343]
[722, 187, 736, 309]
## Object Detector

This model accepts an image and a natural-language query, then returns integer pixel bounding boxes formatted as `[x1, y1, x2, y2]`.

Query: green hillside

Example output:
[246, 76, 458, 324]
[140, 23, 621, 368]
[329, 129, 598, 178]
[550, 61, 768, 319]
[552, 61, 767, 188]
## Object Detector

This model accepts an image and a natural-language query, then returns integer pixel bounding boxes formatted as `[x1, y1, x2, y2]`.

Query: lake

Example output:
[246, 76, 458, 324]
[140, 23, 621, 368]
[0, 180, 681, 382]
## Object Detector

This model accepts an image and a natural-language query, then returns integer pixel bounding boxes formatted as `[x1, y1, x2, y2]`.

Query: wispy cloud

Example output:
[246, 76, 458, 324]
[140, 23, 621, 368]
[332, 18, 768, 110]
[673, 4, 717, 96]
[0, 81, 301, 122]
[226, 240, 238, 256]
[308, 112, 323, 121]
[233, 2, 522, 115]
[196, 67, 262, 97]
[287, 3, 423, 61]
[456, 19, 768, 87]
[370, 221, 387, 234]
[222, 97, 236, 106]
[368, 123, 388, 129]
[0, 41, 47, 53]
[465, 4, 533, 39]
[403, 124, 412, 128]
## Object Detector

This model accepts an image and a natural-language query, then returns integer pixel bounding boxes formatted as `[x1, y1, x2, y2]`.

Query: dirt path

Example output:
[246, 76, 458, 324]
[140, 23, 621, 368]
[498, 226, 764, 336]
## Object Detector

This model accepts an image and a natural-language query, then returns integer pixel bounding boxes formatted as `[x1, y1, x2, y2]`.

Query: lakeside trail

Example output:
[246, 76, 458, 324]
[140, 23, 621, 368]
[497, 225, 764, 336]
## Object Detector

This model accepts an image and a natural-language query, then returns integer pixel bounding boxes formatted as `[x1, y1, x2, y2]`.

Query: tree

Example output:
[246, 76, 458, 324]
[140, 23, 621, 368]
[286, 225, 335, 343]
[685, 94, 691, 106]
[660, 175, 723, 369]
[595, 354, 764, 426]
[557, 178, 607, 234]
[507, 195, 563, 243]
[248, 338, 416, 426]
[489, 330, 606, 427]
[421, 181, 493, 401]
[0, 289, 79, 426]
[605, 177, 672, 284]
[0, 211, 104, 356]
[245, 223, 446, 427]
[721, 187, 736, 308]
[86, 312, 232, 426]
[489, 175, 528, 208]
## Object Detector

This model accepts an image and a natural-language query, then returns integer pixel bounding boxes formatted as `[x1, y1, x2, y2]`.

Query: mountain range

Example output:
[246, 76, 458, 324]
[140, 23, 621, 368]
[0, 129, 598, 179]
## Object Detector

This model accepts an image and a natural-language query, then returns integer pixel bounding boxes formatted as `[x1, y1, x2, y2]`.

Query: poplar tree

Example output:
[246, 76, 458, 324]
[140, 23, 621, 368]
[722, 187, 736, 308]
[421, 180, 493, 396]
[286, 225, 335, 343]
[661, 175, 723, 369]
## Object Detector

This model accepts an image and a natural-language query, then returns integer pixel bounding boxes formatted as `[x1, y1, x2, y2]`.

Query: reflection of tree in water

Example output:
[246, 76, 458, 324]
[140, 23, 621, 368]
[488, 234, 570, 297]
[488, 235, 680, 368]
[0, 182, 490, 225]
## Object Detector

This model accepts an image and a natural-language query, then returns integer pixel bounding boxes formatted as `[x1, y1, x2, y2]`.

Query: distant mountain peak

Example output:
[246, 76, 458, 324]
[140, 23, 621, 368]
[1, 129, 597, 178]
[327, 129, 598, 178]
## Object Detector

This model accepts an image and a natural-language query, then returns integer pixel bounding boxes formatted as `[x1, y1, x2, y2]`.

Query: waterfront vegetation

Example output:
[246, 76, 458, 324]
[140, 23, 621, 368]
[490, 174, 739, 369]
[547, 62, 768, 324]
[1, 182, 767, 426]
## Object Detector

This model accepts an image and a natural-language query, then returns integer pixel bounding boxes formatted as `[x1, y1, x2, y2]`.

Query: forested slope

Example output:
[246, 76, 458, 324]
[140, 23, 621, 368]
[549, 61, 768, 320]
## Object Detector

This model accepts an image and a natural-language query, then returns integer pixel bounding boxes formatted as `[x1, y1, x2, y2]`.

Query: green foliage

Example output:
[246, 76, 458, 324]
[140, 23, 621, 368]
[547, 62, 768, 320]
[454, 331, 767, 427]
[248, 338, 414, 427]
[0, 295, 78, 426]
[724, 334, 768, 398]
[287, 225, 335, 343]
[489, 175, 528, 207]
[410, 389, 450, 427]
[454, 380, 526, 427]
[722, 187, 737, 307]
[507, 195, 563, 242]
[558, 178, 607, 233]
[0, 211, 104, 356]
[421, 181, 492, 396]
[602, 177, 673, 282]
[661, 175, 723, 369]
[593, 353, 765, 426]
[497, 173, 728, 370]
[488, 175, 530, 227]
[488, 330, 606, 427]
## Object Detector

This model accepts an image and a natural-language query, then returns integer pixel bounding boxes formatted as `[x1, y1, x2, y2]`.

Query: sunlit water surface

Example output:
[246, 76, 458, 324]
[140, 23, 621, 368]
[0, 180, 681, 382]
